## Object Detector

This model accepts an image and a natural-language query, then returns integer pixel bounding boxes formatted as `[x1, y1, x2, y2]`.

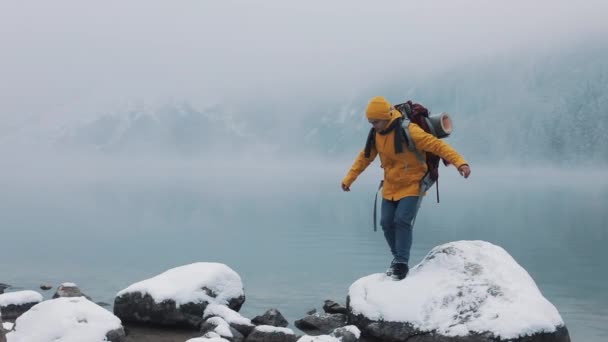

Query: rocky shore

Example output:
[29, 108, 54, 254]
[0, 241, 571, 342]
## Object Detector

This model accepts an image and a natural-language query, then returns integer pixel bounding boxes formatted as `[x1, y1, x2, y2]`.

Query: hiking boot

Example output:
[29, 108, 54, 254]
[386, 259, 397, 276]
[391, 262, 409, 280]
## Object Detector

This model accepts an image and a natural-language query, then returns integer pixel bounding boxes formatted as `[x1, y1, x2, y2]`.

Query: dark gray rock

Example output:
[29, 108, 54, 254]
[114, 291, 245, 329]
[40, 284, 53, 291]
[52, 283, 91, 300]
[201, 316, 244, 342]
[105, 326, 127, 342]
[323, 299, 347, 314]
[231, 321, 255, 337]
[0, 284, 9, 295]
[245, 326, 298, 342]
[0, 314, 6, 342]
[330, 326, 360, 342]
[0, 302, 39, 320]
[294, 313, 347, 335]
[251, 308, 289, 327]
[306, 308, 317, 315]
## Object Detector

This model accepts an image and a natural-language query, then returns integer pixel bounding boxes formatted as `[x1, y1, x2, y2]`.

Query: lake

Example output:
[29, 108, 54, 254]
[1, 162, 606, 341]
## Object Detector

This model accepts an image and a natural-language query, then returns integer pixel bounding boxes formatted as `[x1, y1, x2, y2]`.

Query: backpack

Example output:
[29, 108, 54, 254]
[394, 100, 452, 202]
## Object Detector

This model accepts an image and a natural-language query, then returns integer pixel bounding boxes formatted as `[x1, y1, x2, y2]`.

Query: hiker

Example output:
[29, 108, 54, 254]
[341, 96, 471, 280]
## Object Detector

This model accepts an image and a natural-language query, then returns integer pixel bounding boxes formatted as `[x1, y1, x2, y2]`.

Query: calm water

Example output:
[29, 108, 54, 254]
[0, 164, 606, 341]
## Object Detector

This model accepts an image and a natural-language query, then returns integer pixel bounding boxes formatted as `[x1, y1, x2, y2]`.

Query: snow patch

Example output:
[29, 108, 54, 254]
[255, 325, 294, 334]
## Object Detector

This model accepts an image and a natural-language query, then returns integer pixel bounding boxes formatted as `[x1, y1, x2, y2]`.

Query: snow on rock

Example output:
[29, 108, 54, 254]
[6, 297, 125, 342]
[186, 337, 230, 342]
[246, 325, 297, 342]
[114, 262, 245, 328]
[0, 291, 43, 320]
[348, 240, 570, 342]
[297, 325, 360, 342]
[203, 304, 251, 326]
[203, 304, 254, 336]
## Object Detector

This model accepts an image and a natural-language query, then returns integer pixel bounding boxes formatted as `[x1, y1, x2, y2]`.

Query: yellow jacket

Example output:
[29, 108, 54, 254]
[342, 112, 467, 201]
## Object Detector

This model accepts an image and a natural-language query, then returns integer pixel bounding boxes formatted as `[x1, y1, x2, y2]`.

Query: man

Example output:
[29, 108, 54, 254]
[341, 96, 471, 280]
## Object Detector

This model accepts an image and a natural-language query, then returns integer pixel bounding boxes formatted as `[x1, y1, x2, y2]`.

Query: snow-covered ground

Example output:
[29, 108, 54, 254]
[349, 240, 564, 339]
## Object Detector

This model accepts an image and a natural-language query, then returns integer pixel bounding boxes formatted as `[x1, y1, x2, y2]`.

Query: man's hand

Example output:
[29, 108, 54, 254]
[458, 164, 471, 179]
[341, 183, 351, 192]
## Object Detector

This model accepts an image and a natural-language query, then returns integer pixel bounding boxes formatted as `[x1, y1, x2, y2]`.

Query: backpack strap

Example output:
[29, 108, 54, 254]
[401, 121, 425, 164]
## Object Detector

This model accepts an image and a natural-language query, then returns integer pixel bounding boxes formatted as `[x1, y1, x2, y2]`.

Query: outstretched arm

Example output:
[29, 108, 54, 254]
[341, 149, 377, 191]
[409, 124, 471, 178]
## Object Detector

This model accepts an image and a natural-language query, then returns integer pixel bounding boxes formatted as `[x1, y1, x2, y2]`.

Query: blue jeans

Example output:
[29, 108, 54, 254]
[380, 196, 421, 264]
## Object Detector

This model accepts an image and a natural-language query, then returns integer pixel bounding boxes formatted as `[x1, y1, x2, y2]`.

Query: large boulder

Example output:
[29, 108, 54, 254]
[6, 297, 125, 342]
[348, 240, 570, 342]
[0, 291, 43, 320]
[114, 262, 245, 329]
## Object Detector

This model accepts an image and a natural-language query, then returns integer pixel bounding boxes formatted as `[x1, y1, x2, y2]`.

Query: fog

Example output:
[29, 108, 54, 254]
[1, 0, 608, 181]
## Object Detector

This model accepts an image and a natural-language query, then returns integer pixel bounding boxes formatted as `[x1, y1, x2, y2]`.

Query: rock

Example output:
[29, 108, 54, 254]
[0, 290, 43, 319]
[297, 325, 361, 342]
[306, 308, 317, 315]
[251, 308, 289, 328]
[114, 262, 245, 329]
[329, 325, 361, 342]
[200, 316, 244, 342]
[96, 301, 111, 307]
[294, 313, 347, 335]
[347, 240, 571, 342]
[40, 284, 53, 291]
[0, 314, 6, 342]
[203, 303, 254, 337]
[0, 284, 9, 295]
[6, 297, 125, 342]
[323, 300, 347, 314]
[245, 325, 298, 342]
[52, 282, 91, 300]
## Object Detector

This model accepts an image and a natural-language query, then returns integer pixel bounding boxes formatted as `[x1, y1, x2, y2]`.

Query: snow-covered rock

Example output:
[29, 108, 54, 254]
[199, 316, 244, 342]
[6, 297, 125, 342]
[0, 291, 43, 320]
[347, 240, 570, 342]
[251, 308, 288, 327]
[53, 283, 91, 300]
[114, 262, 245, 328]
[245, 325, 297, 342]
[296, 325, 360, 342]
[294, 312, 347, 335]
[203, 304, 254, 337]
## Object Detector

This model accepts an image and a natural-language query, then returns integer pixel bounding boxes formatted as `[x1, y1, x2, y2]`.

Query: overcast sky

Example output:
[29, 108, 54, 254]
[1, 0, 607, 126]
